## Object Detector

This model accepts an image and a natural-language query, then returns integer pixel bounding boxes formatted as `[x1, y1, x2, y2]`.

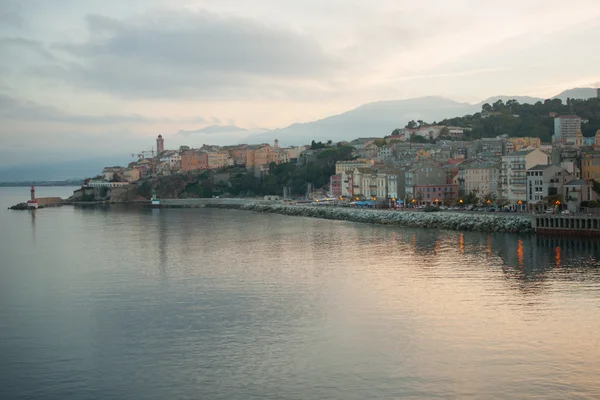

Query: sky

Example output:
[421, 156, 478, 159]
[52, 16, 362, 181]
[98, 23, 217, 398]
[1, 0, 600, 167]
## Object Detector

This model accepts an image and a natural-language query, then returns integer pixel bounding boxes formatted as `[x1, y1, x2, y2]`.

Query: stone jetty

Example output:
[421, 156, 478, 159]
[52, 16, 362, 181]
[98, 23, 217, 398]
[207, 203, 534, 234]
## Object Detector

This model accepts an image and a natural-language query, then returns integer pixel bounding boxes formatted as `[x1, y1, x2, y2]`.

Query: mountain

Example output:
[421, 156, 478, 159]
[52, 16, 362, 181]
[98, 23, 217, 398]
[477, 95, 543, 106]
[552, 88, 598, 103]
[0, 155, 131, 182]
[177, 125, 249, 135]
[246, 96, 478, 146]
[247, 88, 598, 145]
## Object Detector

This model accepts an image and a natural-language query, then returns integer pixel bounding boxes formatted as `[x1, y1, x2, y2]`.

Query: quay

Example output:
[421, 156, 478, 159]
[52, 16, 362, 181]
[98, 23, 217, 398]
[532, 214, 600, 236]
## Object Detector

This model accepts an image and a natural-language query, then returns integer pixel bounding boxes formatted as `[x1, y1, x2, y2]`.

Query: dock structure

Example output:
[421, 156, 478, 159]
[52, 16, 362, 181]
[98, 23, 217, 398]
[532, 214, 600, 236]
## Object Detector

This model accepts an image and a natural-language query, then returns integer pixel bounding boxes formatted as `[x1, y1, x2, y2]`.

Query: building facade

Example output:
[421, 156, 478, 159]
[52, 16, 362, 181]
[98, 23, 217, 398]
[526, 165, 571, 210]
[156, 134, 164, 153]
[405, 163, 448, 201]
[335, 159, 375, 175]
[501, 149, 549, 206]
[458, 162, 501, 200]
[553, 115, 582, 143]
[330, 174, 342, 197]
[414, 184, 458, 205]
[582, 151, 600, 181]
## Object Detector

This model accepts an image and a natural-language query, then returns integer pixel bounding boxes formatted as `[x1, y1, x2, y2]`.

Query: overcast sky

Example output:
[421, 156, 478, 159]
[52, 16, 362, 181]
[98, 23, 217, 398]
[1, 0, 600, 166]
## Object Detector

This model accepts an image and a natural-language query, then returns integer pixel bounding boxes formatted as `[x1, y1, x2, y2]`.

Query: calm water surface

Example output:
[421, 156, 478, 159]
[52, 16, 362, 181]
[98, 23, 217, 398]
[1, 187, 600, 399]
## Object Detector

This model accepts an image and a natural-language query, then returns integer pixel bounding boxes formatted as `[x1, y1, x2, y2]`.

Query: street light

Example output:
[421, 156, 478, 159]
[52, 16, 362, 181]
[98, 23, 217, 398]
[487, 199, 491, 205]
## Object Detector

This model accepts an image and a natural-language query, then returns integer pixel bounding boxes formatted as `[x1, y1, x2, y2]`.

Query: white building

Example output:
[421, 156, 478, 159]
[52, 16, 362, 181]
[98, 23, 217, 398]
[526, 164, 571, 210]
[553, 115, 582, 144]
[458, 162, 501, 200]
[501, 149, 549, 207]
[377, 146, 394, 161]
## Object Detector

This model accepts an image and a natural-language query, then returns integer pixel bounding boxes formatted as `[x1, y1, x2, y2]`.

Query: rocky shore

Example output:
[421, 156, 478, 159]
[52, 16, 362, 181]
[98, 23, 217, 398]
[206, 203, 534, 234]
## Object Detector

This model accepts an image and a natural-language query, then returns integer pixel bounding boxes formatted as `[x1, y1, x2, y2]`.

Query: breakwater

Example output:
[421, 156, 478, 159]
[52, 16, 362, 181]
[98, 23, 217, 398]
[206, 203, 534, 234]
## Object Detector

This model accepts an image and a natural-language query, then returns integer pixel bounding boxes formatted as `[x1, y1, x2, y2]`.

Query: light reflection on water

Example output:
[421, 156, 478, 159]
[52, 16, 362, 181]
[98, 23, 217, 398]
[1, 191, 600, 400]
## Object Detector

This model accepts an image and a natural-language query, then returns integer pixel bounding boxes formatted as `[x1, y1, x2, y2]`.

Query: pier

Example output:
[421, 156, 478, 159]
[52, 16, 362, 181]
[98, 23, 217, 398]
[532, 214, 600, 236]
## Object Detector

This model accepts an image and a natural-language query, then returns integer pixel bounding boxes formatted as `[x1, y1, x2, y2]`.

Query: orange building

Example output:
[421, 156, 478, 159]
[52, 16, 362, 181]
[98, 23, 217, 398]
[582, 151, 600, 181]
[245, 144, 278, 168]
[181, 151, 208, 172]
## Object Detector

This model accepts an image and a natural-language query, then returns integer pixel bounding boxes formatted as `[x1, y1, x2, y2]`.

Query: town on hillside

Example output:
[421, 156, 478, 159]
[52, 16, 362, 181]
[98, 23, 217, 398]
[82, 99, 600, 214]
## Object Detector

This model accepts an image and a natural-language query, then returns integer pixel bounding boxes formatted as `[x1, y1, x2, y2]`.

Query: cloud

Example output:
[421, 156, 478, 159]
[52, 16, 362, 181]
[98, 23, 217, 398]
[0, 0, 23, 28]
[45, 10, 341, 100]
[177, 125, 249, 135]
[0, 93, 172, 124]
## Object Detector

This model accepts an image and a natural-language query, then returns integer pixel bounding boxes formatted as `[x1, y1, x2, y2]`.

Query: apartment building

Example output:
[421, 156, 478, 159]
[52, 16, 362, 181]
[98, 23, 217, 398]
[501, 149, 549, 206]
[526, 164, 571, 210]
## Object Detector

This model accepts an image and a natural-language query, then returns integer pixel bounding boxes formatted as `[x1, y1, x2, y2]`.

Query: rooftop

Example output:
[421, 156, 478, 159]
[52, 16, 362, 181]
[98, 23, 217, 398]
[527, 164, 555, 171]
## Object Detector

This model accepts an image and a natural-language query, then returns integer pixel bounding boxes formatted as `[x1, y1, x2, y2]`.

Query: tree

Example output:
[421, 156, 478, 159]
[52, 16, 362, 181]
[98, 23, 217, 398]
[179, 145, 190, 152]
[406, 120, 418, 129]
[592, 180, 600, 196]
[481, 103, 492, 113]
[417, 119, 424, 128]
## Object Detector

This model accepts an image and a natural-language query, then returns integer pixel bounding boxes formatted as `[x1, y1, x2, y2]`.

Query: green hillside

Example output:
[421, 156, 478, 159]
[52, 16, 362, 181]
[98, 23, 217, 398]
[437, 97, 600, 142]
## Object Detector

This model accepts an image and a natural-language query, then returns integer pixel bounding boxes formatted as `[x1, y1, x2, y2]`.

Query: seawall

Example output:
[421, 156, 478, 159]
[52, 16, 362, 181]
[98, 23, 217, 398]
[206, 203, 534, 234]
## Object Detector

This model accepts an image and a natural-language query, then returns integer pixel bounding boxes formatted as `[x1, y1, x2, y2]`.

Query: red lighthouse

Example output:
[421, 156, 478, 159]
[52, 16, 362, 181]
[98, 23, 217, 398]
[27, 186, 38, 209]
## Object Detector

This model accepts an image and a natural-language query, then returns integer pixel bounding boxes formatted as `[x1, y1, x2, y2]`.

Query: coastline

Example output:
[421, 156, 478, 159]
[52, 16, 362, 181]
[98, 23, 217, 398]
[204, 203, 534, 234]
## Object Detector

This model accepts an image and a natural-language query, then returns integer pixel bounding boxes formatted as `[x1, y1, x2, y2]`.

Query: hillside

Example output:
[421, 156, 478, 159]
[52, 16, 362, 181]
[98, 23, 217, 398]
[436, 97, 600, 142]
[246, 88, 598, 145]
[246, 96, 478, 145]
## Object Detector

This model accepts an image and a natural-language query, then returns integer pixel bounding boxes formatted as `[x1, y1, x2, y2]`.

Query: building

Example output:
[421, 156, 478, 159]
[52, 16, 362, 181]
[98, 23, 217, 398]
[458, 162, 501, 200]
[330, 174, 342, 197]
[501, 149, 549, 207]
[181, 150, 206, 172]
[160, 152, 181, 170]
[335, 159, 375, 175]
[553, 115, 582, 144]
[245, 143, 281, 174]
[582, 151, 600, 181]
[207, 152, 230, 169]
[341, 169, 355, 198]
[508, 137, 541, 152]
[101, 166, 124, 181]
[123, 168, 141, 183]
[413, 184, 458, 205]
[156, 161, 171, 176]
[156, 134, 164, 153]
[227, 147, 247, 165]
[476, 138, 505, 156]
[377, 145, 394, 161]
[405, 162, 448, 201]
[564, 180, 599, 212]
[526, 164, 571, 211]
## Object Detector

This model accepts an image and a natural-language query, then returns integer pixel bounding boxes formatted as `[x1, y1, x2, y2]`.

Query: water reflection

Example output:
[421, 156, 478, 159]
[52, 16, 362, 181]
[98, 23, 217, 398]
[3, 205, 600, 399]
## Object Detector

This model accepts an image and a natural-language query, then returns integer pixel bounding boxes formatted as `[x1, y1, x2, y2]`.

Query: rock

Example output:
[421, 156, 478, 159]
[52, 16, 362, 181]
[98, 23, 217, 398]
[205, 204, 534, 234]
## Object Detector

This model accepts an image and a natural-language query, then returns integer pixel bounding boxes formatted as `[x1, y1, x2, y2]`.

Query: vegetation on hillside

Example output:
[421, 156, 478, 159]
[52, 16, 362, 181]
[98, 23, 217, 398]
[440, 98, 600, 142]
[136, 144, 355, 199]
[392, 97, 600, 142]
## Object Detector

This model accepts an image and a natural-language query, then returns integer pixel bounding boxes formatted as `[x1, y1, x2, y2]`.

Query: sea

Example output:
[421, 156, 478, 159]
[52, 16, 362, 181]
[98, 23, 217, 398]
[1, 186, 600, 399]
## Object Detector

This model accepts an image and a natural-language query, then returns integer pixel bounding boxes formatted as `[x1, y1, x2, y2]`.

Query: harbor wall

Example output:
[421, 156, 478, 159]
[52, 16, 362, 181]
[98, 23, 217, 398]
[204, 203, 534, 234]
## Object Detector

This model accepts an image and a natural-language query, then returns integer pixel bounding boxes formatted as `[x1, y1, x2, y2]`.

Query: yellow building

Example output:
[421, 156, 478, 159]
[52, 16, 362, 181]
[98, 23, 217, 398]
[582, 151, 600, 181]
[207, 152, 230, 169]
[335, 159, 375, 175]
[123, 168, 141, 182]
[510, 137, 541, 152]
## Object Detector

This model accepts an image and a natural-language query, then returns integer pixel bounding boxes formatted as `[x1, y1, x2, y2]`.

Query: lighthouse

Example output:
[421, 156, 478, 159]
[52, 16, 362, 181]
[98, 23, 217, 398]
[27, 186, 38, 209]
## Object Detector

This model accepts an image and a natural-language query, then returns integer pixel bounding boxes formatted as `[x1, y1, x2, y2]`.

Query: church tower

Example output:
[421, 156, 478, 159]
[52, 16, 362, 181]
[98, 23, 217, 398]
[575, 129, 583, 147]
